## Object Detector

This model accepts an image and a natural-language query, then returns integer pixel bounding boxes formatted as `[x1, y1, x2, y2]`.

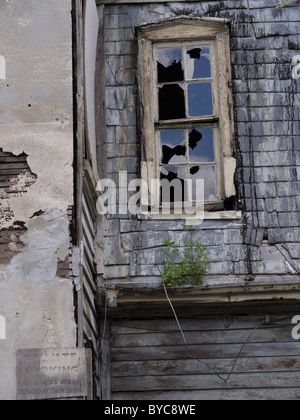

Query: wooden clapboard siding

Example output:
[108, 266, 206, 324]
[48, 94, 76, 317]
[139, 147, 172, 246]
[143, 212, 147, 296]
[112, 388, 300, 401]
[82, 182, 100, 398]
[0, 151, 31, 187]
[109, 316, 300, 400]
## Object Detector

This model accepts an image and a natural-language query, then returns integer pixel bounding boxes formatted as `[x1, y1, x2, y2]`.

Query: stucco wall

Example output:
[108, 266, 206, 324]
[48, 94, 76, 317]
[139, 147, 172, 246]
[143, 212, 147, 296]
[0, 0, 75, 399]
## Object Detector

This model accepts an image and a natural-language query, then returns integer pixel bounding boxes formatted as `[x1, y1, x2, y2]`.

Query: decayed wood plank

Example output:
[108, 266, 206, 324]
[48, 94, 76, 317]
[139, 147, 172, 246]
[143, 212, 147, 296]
[83, 299, 98, 339]
[110, 326, 292, 348]
[100, 320, 112, 401]
[111, 342, 300, 362]
[112, 371, 300, 392]
[0, 156, 27, 163]
[112, 356, 300, 378]
[110, 317, 292, 335]
[0, 163, 29, 170]
[110, 317, 261, 334]
[112, 388, 300, 401]
[0, 168, 30, 175]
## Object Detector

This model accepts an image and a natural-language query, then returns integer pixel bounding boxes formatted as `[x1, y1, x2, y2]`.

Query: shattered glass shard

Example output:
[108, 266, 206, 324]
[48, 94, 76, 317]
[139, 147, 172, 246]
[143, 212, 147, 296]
[162, 145, 186, 165]
[189, 128, 215, 163]
[160, 129, 186, 164]
[160, 166, 187, 203]
[188, 129, 203, 150]
[186, 46, 211, 80]
[190, 166, 200, 176]
[190, 165, 216, 201]
[157, 48, 184, 83]
[187, 48, 202, 60]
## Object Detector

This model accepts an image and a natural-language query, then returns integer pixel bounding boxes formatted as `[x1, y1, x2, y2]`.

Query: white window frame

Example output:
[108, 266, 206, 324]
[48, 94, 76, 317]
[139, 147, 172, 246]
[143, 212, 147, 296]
[137, 18, 240, 220]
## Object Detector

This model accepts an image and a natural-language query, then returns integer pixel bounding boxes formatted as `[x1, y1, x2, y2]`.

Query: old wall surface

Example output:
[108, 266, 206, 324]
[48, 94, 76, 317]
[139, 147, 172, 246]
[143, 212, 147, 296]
[0, 0, 76, 399]
[100, 0, 300, 288]
[109, 314, 300, 400]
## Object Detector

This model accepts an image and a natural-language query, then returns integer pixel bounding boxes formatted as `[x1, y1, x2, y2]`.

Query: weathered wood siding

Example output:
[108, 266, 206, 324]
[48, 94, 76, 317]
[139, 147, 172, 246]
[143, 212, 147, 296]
[82, 182, 100, 399]
[108, 315, 300, 400]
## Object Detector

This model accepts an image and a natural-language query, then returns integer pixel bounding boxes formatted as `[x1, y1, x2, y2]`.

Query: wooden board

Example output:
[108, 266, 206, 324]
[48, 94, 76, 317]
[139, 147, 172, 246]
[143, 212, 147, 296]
[109, 315, 300, 400]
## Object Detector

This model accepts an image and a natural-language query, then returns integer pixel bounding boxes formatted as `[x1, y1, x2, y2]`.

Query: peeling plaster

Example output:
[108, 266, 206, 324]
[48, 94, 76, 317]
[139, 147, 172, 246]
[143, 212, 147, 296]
[0, 122, 73, 228]
[6, 207, 70, 283]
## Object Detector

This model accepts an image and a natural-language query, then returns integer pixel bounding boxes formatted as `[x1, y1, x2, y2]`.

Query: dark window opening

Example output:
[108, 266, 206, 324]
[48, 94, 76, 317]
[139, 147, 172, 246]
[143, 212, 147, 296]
[159, 84, 186, 120]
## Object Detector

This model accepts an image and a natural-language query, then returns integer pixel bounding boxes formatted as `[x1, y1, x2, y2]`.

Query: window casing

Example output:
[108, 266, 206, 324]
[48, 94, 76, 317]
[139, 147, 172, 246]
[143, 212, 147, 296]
[137, 18, 237, 217]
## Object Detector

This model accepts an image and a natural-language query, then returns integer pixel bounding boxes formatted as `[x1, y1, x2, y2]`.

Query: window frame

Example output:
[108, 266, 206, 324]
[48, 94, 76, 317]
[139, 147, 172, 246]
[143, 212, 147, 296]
[137, 18, 238, 219]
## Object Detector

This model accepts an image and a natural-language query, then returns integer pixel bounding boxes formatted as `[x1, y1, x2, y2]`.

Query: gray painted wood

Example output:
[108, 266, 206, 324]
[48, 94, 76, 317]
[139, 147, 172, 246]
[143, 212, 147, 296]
[109, 315, 300, 399]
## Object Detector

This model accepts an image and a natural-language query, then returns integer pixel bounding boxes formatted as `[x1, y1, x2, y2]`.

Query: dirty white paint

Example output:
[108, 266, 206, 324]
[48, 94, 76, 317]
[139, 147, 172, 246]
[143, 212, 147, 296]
[0, 0, 76, 400]
[0, 0, 72, 124]
[0, 122, 73, 228]
[0, 316, 6, 340]
[0, 56, 6, 79]
[7, 208, 70, 283]
[0, 269, 77, 399]
[224, 157, 237, 198]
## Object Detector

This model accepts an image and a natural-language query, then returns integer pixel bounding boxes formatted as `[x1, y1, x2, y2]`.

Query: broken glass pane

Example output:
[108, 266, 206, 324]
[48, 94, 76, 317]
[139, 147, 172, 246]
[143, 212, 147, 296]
[186, 46, 211, 80]
[190, 165, 216, 201]
[160, 166, 187, 203]
[160, 129, 186, 164]
[157, 48, 184, 83]
[189, 128, 215, 163]
[188, 82, 213, 117]
[159, 84, 186, 120]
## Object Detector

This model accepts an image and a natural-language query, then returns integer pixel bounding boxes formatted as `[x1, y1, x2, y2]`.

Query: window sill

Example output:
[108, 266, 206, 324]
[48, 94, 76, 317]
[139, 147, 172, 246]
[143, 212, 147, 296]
[137, 210, 242, 221]
[99, 276, 300, 315]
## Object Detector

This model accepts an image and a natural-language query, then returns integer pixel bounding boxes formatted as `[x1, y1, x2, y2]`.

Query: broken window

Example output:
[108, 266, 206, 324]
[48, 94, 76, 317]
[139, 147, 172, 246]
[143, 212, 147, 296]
[159, 127, 217, 202]
[157, 45, 214, 120]
[138, 19, 237, 216]
[156, 42, 220, 205]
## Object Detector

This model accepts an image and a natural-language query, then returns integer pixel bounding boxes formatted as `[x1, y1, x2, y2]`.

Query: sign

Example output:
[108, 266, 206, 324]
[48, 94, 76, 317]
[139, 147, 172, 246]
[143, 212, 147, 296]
[17, 348, 89, 400]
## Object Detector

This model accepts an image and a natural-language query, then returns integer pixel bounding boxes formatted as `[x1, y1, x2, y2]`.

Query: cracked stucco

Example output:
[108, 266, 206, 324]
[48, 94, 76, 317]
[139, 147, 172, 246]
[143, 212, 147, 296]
[6, 207, 70, 283]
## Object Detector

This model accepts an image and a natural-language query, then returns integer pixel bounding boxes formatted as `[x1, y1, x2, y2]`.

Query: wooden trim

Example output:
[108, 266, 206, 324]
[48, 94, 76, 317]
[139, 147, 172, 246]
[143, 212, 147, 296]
[102, 276, 300, 308]
[100, 319, 112, 400]
[95, 4, 107, 180]
[73, 0, 85, 348]
[137, 18, 229, 41]
[137, 18, 236, 212]
[156, 117, 219, 127]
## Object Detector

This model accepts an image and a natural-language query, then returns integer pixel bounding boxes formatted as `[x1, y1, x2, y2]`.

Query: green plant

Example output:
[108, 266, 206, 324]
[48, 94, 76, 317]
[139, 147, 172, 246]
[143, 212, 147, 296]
[161, 225, 214, 287]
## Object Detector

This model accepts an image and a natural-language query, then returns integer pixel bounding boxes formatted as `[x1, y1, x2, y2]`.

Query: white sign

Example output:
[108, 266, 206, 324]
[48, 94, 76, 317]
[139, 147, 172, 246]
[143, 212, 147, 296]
[17, 348, 89, 400]
[0, 316, 6, 340]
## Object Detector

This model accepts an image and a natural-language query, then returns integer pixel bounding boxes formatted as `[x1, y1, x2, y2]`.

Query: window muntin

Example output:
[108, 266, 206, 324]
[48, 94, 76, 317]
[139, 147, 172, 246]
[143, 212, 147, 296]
[155, 42, 221, 205]
[156, 43, 215, 121]
[159, 126, 218, 202]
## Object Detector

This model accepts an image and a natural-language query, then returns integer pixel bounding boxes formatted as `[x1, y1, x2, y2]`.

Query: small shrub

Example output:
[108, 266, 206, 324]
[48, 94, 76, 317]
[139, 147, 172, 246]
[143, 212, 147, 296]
[161, 225, 214, 287]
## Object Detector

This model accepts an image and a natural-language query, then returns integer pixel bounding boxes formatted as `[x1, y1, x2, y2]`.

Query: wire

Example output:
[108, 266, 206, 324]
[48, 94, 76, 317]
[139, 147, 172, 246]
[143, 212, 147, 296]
[163, 282, 265, 383]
